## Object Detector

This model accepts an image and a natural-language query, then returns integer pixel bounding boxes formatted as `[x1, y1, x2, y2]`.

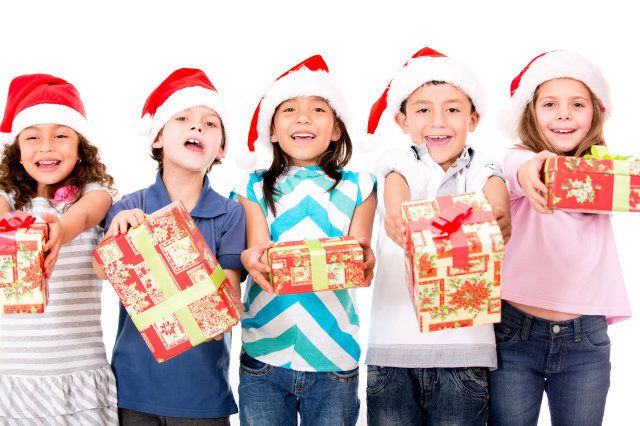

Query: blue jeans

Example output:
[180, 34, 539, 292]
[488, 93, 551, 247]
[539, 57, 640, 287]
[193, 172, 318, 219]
[489, 302, 611, 426]
[366, 365, 489, 425]
[238, 351, 359, 426]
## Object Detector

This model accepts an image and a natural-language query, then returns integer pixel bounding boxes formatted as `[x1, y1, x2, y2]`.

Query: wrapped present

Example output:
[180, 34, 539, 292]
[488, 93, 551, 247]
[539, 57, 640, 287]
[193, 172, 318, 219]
[0, 211, 48, 314]
[402, 192, 504, 332]
[544, 146, 640, 213]
[93, 201, 242, 363]
[268, 236, 366, 295]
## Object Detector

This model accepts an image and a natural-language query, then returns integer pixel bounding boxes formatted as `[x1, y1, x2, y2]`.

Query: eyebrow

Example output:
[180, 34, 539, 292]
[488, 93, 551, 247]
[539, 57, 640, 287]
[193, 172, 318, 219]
[411, 99, 465, 105]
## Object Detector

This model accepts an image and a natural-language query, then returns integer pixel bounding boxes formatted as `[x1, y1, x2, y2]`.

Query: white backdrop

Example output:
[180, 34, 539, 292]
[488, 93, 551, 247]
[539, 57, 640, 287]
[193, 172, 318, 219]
[1, 1, 638, 424]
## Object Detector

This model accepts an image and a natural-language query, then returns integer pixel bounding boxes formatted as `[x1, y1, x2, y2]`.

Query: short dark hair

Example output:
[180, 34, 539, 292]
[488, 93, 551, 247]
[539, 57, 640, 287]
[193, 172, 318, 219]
[399, 81, 476, 115]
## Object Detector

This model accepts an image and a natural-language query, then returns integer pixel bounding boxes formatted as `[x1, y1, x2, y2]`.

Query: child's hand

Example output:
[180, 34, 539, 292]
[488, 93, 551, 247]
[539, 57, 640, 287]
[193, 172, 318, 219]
[105, 209, 146, 238]
[384, 210, 408, 250]
[41, 213, 63, 278]
[517, 150, 556, 214]
[493, 206, 512, 244]
[241, 241, 274, 293]
[355, 237, 376, 284]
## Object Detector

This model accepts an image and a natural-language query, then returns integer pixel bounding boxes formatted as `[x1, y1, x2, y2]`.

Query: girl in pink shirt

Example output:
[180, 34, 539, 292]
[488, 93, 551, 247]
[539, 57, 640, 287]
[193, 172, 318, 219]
[489, 51, 631, 426]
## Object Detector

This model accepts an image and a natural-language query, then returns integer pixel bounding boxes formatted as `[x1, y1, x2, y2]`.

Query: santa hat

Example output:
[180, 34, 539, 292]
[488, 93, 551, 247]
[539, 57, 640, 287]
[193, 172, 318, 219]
[238, 54, 349, 169]
[1, 74, 90, 144]
[139, 68, 227, 144]
[504, 50, 611, 136]
[367, 46, 486, 136]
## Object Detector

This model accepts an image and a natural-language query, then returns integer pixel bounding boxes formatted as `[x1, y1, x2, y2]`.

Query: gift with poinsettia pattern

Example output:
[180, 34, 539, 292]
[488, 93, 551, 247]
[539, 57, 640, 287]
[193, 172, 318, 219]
[93, 201, 242, 363]
[402, 192, 504, 332]
[544, 146, 640, 213]
[0, 211, 49, 314]
[268, 236, 366, 295]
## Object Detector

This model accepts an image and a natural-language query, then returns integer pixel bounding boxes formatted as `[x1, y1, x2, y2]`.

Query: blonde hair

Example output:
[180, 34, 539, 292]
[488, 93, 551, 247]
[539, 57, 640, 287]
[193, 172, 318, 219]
[517, 85, 605, 157]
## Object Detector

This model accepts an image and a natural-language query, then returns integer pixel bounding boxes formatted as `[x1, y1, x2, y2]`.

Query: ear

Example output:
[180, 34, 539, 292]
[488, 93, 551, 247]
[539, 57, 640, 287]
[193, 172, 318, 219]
[330, 121, 342, 142]
[468, 111, 480, 133]
[216, 145, 225, 160]
[270, 124, 278, 143]
[395, 112, 409, 134]
[151, 133, 163, 149]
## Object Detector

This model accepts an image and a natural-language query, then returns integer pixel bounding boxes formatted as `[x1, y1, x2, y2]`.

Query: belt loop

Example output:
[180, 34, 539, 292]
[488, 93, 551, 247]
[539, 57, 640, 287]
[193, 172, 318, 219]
[573, 317, 582, 342]
[520, 315, 532, 341]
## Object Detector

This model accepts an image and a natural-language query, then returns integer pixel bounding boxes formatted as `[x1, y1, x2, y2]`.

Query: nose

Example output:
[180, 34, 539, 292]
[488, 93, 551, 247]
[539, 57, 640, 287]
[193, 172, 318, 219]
[38, 136, 54, 151]
[296, 111, 311, 124]
[556, 105, 571, 120]
[431, 109, 445, 127]
[191, 125, 202, 133]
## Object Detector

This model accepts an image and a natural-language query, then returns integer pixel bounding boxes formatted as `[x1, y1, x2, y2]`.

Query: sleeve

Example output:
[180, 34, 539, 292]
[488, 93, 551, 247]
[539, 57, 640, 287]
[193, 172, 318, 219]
[83, 182, 119, 204]
[216, 202, 246, 271]
[0, 190, 15, 211]
[467, 150, 506, 193]
[374, 147, 430, 200]
[503, 148, 536, 199]
[103, 192, 143, 231]
[229, 172, 259, 203]
[355, 171, 377, 207]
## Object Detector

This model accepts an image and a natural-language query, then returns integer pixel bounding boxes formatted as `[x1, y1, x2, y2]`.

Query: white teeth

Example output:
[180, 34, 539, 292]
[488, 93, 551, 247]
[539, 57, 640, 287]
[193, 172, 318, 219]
[553, 129, 574, 134]
[428, 136, 449, 139]
[186, 139, 200, 145]
[292, 132, 315, 138]
[37, 160, 59, 165]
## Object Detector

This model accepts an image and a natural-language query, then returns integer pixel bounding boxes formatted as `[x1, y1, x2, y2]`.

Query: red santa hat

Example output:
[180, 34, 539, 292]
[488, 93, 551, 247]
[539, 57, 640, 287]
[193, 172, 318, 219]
[504, 50, 611, 136]
[238, 54, 349, 169]
[367, 46, 487, 136]
[1, 74, 90, 144]
[139, 68, 227, 144]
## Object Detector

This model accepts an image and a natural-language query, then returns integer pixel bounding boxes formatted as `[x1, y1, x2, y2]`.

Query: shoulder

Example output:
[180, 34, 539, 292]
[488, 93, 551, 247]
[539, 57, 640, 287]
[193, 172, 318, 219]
[110, 188, 146, 213]
[230, 170, 266, 202]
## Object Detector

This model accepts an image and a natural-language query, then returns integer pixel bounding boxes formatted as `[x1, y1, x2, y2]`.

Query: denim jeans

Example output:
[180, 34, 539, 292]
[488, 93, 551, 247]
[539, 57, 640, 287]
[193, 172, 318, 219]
[489, 302, 611, 426]
[118, 408, 230, 425]
[366, 365, 489, 425]
[238, 351, 359, 426]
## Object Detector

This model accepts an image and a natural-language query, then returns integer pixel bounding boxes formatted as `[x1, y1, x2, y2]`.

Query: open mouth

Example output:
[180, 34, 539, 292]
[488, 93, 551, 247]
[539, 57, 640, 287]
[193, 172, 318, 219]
[551, 129, 576, 134]
[36, 160, 61, 171]
[184, 138, 204, 153]
[425, 135, 451, 146]
[291, 132, 316, 142]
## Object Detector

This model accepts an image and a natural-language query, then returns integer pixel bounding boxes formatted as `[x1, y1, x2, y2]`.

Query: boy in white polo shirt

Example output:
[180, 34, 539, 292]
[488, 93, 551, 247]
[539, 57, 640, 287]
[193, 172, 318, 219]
[365, 47, 511, 425]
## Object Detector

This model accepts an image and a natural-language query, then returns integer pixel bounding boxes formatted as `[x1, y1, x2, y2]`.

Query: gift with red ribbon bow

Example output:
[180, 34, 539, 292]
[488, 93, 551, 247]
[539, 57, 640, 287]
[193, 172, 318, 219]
[401, 192, 504, 332]
[0, 210, 49, 314]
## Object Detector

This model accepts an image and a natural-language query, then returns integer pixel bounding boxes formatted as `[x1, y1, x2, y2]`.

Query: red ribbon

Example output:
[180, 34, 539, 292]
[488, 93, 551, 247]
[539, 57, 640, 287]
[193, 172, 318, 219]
[408, 196, 495, 267]
[0, 211, 37, 232]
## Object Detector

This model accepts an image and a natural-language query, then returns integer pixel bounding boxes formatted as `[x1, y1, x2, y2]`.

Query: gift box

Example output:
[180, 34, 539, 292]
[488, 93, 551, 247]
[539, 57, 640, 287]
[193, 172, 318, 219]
[0, 211, 48, 314]
[93, 201, 242, 363]
[402, 192, 504, 332]
[268, 236, 366, 295]
[544, 146, 640, 213]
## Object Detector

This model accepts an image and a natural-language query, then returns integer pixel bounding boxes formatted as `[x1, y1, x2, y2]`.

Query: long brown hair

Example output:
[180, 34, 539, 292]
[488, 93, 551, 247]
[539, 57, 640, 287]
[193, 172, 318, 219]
[517, 86, 605, 157]
[262, 112, 352, 216]
[0, 133, 115, 211]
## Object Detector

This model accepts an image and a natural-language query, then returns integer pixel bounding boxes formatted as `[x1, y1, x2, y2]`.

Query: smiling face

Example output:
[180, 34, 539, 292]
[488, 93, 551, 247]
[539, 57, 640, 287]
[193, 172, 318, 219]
[270, 96, 342, 167]
[395, 82, 478, 171]
[533, 78, 594, 154]
[152, 105, 224, 174]
[17, 124, 80, 196]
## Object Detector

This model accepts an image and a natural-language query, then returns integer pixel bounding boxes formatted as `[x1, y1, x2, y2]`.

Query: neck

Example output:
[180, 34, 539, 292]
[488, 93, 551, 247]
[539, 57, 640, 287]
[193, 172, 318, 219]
[160, 166, 205, 211]
[36, 183, 49, 198]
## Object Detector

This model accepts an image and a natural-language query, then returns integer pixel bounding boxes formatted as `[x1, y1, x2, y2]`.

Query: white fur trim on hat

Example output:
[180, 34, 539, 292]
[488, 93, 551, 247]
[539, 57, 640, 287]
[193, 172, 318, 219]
[147, 86, 227, 144]
[11, 103, 91, 140]
[504, 50, 611, 137]
[387, 56, 487, 119]
[256, 68, 350, 151]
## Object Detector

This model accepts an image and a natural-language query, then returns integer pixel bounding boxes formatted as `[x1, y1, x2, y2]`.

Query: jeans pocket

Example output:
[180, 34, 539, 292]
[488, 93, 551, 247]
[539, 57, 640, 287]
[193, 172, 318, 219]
[366, 365, 394, 395]
[451, 367, 489, 399]
[580, 324, 611, 353]
[328, 366, 359, 383]
[240, 351, 272, 376]
[494, 322, 519, 346]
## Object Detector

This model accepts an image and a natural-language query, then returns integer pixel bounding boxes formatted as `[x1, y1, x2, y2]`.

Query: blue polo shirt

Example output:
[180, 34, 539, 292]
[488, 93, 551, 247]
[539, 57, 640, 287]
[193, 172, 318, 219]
[105, 172, 245, 418]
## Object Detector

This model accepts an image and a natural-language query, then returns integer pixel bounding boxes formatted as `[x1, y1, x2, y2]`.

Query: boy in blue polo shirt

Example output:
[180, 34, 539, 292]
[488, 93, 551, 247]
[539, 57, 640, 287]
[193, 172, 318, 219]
[95, 68, 245, 425]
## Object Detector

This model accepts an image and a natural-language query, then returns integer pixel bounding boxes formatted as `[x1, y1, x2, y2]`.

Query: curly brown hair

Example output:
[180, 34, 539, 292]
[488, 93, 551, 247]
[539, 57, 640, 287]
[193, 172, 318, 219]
[0, 133, 115, 211]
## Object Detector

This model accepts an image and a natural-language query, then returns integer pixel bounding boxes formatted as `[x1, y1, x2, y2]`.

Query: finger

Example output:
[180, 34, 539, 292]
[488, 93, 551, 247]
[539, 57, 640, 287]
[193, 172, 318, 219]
[253, 274, 273, 293]
[134, 210, 146, 224]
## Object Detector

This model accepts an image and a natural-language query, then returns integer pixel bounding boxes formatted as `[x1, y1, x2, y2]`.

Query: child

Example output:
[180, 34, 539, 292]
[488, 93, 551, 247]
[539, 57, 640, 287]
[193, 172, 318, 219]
[232, 55, 376, 426]
[0, 74, 118, 424]
[365, 47, 511, 425]
[94, 68, 246, 425]
[489, 50, 631, 425]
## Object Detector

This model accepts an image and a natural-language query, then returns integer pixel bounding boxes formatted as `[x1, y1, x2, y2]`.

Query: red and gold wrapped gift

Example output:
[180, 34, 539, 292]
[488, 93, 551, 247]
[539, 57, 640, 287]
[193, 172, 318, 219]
[0, 211, 48, 314]
[402, 192, 504, 332]
[544, 146, 640, 213]
[268, 236, 366, 295]
[93, 201, 242, 363]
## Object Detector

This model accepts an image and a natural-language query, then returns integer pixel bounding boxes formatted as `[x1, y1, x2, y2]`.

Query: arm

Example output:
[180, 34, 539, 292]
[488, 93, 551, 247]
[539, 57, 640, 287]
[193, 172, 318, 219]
[383, 172, 411, 249]
[237, 195, 274, 292]
[348, 192, 377, 284]
[223, 268, 241, 298]
[514, 150, 556, 214]
[483, 176, 512, 244]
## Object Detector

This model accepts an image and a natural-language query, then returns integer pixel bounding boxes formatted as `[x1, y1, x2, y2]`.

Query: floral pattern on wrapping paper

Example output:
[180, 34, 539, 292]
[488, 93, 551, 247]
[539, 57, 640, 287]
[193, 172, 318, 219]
[164, 236, 199, 272]
[630, 187, 640, 210]
[147, 215, 183, 245]
[96, 242, 124, 264]
[0, 254, 14, 285]
[561, 176, 602, 204]
[101, 259, 131, 288]
[121, 282, 151, 314]
[449, 279, 491, 312]
[631, 161, 640, 176]
[154, 314, 188, 348]
[8, 243, 43, 302]
[189, 293, 233, 337]
[132, 263, 165, 304]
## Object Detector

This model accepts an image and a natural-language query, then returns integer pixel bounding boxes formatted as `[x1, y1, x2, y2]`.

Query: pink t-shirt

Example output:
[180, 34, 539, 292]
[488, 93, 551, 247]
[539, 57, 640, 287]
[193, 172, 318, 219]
[502, 148, 631, 324]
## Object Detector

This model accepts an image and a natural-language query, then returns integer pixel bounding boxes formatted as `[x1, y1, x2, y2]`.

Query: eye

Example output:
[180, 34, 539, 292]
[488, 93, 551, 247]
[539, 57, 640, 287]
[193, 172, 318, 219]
[446, 107, 460, 113]
[573, 102, 585, 108]
[542, 102, 554, 108]
[205, 121, 218, 128]
[417, 108, 430, 114]
[24, 135, 38, 141]
[55, 133, 68, 139]
[282, 107, 295, 113]
[175, 116, 188, 122]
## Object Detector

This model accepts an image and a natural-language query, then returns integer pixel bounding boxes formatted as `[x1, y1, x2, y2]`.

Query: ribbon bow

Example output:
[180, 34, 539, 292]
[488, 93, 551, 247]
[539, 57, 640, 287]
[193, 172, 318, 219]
[584, 145, 635, 161]
[53, 186, 79, 203]
[0, 210, 36, 232]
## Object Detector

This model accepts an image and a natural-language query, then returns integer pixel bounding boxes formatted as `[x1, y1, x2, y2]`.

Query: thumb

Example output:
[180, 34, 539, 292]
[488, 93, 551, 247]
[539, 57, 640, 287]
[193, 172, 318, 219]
[40, 213, 59, 224]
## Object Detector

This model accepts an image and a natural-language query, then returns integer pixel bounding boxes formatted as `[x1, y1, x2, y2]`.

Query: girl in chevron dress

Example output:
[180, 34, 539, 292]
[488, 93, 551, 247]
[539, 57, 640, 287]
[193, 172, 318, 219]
[232, 55, 376, 426]
[0, 74, 118, 425]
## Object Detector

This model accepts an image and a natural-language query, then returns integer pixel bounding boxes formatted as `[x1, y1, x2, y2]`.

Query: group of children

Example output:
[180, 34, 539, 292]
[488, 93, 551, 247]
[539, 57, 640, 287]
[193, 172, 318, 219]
[0, 46, 631, 426]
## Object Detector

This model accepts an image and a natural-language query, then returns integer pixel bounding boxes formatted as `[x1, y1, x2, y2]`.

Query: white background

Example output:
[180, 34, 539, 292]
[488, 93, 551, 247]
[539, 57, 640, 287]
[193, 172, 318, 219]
[1, 1, 638, 424]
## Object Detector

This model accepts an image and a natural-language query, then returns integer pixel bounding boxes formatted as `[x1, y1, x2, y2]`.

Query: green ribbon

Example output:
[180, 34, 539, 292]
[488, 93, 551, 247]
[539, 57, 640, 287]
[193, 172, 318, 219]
[584, 145, 635, 161]
[613, 161, 632, 211]
[129, 225, 226, 346]
[304, 239, 330, 291]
